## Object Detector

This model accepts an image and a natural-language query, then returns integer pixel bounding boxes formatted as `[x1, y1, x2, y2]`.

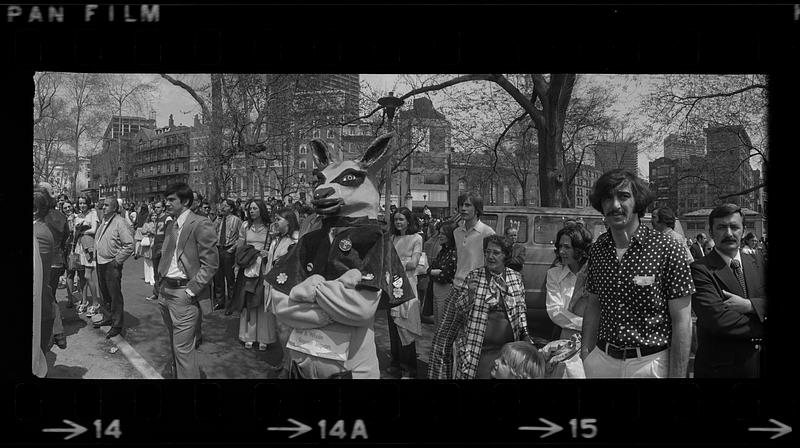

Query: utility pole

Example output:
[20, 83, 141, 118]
[378, 92, 403, 222]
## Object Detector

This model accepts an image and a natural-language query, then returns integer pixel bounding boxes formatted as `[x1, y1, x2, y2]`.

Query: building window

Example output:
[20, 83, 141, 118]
[458, 179, 467, 192]
[313, 129, 321, 139]
[411, 126, 431, 152]
[299, 160, 307, 170]
[299, 144, 308, 154]
[327, 128, 335, 139]
[423, 174, 446, 185]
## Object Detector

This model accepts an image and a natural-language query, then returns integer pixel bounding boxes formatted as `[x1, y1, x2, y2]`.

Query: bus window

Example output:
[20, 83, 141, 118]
[533, 216, 564, 245]
[504, 215, 528, 243]
[482, 214, 498, 232]
[584, 218, 607, 242]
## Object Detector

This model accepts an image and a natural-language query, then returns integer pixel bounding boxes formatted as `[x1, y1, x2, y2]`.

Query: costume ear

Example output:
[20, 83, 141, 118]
[360, 133, 396, 174]
[310, 139, 341, 169]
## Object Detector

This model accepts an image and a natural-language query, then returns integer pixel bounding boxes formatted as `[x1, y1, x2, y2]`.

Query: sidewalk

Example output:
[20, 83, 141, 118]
[49, 258, 436, 379]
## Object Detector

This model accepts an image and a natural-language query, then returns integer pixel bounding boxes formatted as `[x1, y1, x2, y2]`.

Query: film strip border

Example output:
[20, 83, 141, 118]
[6, 380, 794, 444]
[2, 4, 798, 72]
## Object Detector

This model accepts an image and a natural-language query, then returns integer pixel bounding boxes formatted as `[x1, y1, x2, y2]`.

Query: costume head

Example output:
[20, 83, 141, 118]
[309, 133, 395, 219]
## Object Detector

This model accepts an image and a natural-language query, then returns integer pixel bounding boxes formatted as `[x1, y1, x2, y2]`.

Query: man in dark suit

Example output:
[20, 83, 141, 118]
[690, 203, 766, 378]
[213, 199, 241, 314]
[158, 183, 219, 379]
[690, 233, 707, 260]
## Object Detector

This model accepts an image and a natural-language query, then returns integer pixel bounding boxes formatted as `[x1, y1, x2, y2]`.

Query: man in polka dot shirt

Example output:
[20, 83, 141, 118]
[580, 169, 695, 378]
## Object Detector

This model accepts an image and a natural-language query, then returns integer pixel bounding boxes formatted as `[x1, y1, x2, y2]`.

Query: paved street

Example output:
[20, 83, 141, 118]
[48, 258, 435, 379]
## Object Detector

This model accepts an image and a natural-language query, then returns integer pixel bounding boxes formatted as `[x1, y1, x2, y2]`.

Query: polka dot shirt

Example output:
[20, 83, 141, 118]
[587, 224, 695, 348]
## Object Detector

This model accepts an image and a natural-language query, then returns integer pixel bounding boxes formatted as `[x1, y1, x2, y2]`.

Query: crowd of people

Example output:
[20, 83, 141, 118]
[33, 167, 767, 380]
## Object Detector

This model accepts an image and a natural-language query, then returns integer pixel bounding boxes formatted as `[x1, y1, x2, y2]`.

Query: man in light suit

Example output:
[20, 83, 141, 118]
[691, 203, 766, 378]
[158, 182, 219, 379]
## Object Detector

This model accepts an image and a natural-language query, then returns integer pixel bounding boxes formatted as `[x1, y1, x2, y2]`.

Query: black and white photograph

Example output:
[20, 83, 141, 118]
[32, 72, 768, 380]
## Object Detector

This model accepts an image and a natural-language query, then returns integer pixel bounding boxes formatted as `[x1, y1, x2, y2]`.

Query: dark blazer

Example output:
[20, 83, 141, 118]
[158, 211, 219, 310]
[690, 249, 767, 378]
[689, 241, 705, 261]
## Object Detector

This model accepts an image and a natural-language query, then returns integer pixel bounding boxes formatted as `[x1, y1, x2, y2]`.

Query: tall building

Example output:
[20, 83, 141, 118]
[663, 134, 705, 160]
[566, 161, 602, 209]
[704, 125, 759, 211]
[648, 126, 762, 215]
[396, 97, 452, 215]
[230, 74, 363, 202]
[293, 74, 360, 120]
[593, 141, 639, 175]
[128, 114, 208, 201]
[648, 157, 680, 213]
[89, 115, 156, 197]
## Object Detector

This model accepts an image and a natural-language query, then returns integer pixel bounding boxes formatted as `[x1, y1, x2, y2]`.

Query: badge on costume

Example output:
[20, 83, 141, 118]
[362, 272, 374, 281]
[392, 275, 404, 298]
[276, 273, 288, 284]
[338, 238, 352, 252]
[306, 263, 314, 272]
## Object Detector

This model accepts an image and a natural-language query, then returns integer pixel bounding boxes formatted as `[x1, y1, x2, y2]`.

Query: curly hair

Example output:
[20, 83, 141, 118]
[483, 234, 513, 261]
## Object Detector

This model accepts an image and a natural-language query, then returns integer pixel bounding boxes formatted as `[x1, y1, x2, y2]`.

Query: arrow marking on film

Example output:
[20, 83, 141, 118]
[519, 418, 564, 438]
[268, 418, 312, 439]
[748, 419, 792, 440]
[42, 419, 88, 440]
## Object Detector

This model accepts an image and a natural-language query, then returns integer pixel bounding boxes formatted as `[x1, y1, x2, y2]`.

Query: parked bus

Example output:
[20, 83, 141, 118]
[481, 205, 653, 343]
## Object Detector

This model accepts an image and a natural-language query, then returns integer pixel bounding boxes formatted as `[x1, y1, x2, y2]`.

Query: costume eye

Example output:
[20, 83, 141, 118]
[332, 169, 365, 187]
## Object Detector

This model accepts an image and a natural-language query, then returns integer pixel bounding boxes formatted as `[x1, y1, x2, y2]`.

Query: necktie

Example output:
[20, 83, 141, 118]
[161, 221, 178, 273]
[219, 215, 227, 247]
[730, 259, 749, 299]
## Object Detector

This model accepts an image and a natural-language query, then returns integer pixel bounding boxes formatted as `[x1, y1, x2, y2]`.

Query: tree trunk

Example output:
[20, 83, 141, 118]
[537, 123, 563, 207]
[211, 74, 224, 203]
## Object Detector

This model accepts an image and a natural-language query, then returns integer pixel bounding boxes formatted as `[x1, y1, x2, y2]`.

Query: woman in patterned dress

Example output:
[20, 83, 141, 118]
[428, 234, 531, 379]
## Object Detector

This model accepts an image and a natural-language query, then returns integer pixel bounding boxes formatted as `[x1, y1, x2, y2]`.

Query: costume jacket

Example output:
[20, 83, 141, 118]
[691, 249, 767, 378]
[265, 217, 414, 378]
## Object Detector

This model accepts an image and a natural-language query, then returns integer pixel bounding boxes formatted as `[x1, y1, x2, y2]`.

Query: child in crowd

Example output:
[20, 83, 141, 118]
[491, 341, 546, 379]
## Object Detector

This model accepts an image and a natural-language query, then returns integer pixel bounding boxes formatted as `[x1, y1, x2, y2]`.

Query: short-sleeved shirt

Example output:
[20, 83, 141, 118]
[453, 219, 495, 288]
[587, 223, 695, 348]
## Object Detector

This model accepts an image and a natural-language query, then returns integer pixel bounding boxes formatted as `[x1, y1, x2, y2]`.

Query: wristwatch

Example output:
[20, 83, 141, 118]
[185, 288, 195, 297]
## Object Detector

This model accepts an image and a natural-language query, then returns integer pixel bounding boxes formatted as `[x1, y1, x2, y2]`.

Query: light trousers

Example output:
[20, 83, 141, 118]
[583, 346, 669, 378]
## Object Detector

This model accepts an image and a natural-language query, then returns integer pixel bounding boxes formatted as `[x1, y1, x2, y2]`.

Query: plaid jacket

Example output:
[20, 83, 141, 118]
[428, 266, 530, 379]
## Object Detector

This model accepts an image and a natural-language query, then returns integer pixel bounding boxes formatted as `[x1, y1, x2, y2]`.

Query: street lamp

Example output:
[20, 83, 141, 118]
[378, 92, 404, 219]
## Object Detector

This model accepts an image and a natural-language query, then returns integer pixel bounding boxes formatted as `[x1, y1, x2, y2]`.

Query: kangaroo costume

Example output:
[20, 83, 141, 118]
[266, 134, 414, 378]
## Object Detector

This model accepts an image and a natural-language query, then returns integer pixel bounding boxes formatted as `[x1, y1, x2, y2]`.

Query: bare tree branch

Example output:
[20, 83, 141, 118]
[718, 182, 766, 200]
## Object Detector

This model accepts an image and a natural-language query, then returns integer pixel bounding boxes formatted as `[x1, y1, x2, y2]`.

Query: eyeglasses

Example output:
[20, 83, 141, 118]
[484, 249, 504, 257]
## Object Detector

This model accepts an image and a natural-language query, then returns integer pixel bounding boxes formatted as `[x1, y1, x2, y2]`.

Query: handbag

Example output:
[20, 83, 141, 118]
[140, 236, 152, 247]
[67, 252, 82, 271]
[415, 252, 429, 276]
[67, 238, 82, 271]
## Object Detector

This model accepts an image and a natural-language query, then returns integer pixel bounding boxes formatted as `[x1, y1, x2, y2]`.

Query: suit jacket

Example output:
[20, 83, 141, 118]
[507, 243, 526, 273]
[690, 250, 767, 378]
[159, 211, 219, 311]
[689, 241, 704, 261]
